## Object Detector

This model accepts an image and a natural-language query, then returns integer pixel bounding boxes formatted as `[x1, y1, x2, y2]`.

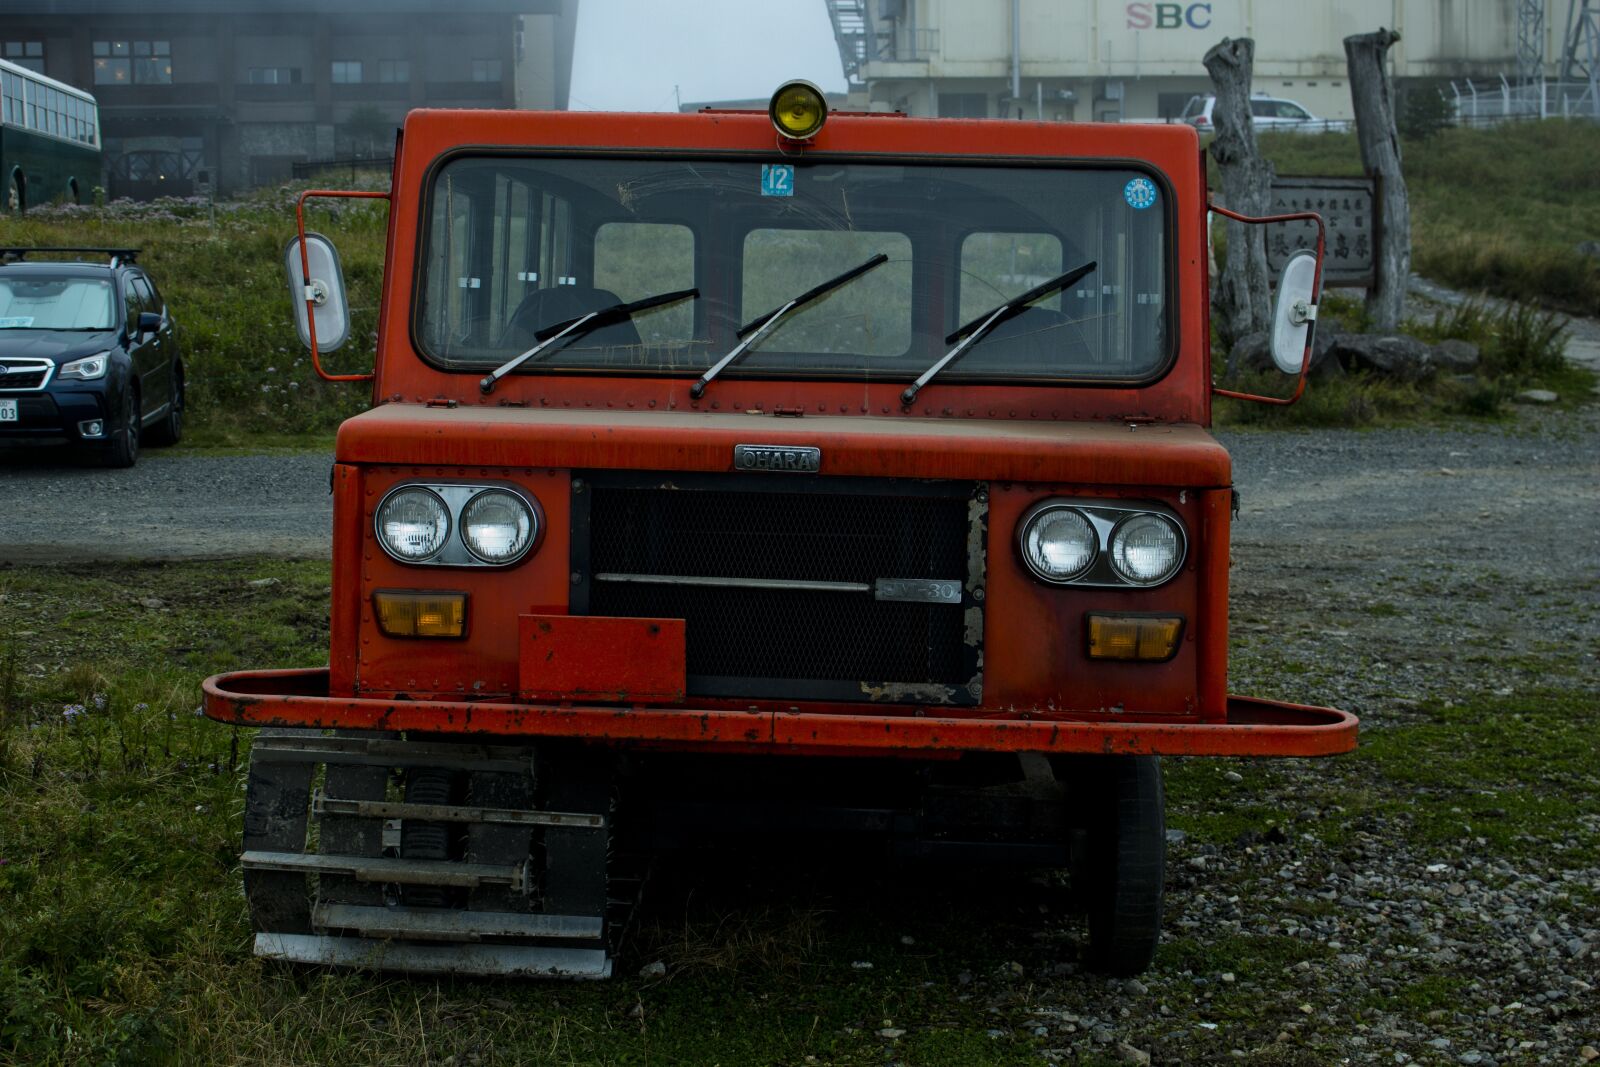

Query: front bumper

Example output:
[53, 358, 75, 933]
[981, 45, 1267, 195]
[203, 668, 1357, 758]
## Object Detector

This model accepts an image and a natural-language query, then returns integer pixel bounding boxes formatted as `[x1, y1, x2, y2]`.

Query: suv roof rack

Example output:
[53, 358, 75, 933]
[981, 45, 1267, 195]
[0, 247, 142, 267]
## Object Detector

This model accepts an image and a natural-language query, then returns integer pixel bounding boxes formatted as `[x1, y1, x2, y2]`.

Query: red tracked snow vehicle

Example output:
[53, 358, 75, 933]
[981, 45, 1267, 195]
[204, 82, 1354, 978]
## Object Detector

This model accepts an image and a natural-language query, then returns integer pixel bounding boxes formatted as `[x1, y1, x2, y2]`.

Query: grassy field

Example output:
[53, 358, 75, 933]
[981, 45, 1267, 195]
[1, 556, 1595, 1065]
[0, 193, 386, 447]
[1256, 120, 1600, 317]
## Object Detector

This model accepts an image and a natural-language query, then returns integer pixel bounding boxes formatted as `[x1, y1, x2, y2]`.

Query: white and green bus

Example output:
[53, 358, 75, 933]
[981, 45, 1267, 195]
[0, 57, 100, 212]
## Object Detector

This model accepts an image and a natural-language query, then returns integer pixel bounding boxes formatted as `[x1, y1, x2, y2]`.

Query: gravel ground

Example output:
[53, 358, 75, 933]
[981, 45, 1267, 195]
[0, 449, 332, 561]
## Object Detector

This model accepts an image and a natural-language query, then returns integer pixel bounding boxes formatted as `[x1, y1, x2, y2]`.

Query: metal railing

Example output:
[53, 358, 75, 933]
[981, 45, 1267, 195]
[290, 157, 395, 182]
[1449, 77, 1600, 124]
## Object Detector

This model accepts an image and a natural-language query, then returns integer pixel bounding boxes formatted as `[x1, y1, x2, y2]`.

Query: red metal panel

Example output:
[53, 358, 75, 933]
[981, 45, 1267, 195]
[1195, 488, 1231, 722]
[355, 468, 571, 696]
[203, 669, 1358, 758]
[518, 614, 686, 704]
[329, 464, 363, 697]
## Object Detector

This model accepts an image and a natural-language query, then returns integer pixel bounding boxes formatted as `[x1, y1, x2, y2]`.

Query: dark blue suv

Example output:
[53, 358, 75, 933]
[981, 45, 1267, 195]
[0, 248, 183, 467]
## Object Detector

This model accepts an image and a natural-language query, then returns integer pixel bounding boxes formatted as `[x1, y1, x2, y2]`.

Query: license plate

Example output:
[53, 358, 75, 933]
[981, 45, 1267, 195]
[0, 399, 16, 422]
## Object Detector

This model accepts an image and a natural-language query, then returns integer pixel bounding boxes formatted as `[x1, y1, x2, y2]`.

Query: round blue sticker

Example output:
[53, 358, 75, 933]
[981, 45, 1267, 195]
[1124, 177, 1157, 210]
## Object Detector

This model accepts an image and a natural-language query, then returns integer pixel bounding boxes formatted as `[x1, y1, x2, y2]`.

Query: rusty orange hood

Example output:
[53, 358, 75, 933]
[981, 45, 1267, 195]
[334, 404, 1231, 487]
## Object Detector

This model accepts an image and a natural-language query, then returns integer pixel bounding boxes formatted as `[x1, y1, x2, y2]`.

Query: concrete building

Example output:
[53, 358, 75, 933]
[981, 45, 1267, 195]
[827, 0, 1570, 123]
[0, 0, 579, 199]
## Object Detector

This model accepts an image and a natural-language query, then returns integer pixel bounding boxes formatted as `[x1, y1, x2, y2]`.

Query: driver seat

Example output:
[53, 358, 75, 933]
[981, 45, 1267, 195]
[500, 285, 642, 351]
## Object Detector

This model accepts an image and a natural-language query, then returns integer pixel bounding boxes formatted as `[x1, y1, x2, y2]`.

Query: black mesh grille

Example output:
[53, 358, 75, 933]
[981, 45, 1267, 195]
[579, 475, 982, 703]
[0, 368, 49, 390]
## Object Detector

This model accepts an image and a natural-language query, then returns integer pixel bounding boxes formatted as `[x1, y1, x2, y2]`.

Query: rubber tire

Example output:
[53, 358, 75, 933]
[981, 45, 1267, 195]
[1079, 756, 1166, 976]
[144, 362, 183, 446]
[101, 384, 139, 468]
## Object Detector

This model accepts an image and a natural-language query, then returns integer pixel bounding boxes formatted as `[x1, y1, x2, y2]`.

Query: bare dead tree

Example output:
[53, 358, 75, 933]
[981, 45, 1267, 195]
[1344, 28, 1410, 331]
[1203, 37, 1275, 348]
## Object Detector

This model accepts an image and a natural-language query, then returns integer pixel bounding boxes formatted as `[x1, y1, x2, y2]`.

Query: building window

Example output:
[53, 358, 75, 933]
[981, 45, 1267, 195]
[377, 59, 410, 84]
[331, 60, 363, 84]
[469, 58, 502, 83]
[3, 41, 44, 74]
[93, 40, 171, 85]
[247, 67, 300, 85]
[937, 92, 987, 118]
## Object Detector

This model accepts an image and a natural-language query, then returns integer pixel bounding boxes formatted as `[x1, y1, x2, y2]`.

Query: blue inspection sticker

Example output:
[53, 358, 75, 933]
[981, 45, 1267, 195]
[760, 164, 794, 197]
[0, 316, 34, 328]
[1123, 177, 1158, 210]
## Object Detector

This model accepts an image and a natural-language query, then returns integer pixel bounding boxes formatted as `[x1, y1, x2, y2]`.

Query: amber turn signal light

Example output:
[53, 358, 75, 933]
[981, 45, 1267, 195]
[1087, 613, 1184, 662]
[770, 79, 827, 140]
[373, 591, 467, 638]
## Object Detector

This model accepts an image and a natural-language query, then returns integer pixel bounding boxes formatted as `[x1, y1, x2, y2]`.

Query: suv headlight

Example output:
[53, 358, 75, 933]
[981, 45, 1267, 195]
[57, 352, 110, 380]
[375, 487, 451, 562]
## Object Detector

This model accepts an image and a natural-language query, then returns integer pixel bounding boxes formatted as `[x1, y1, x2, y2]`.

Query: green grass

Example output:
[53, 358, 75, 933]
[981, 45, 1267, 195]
[1257, 120, 1600, 316]
[0, 191, 384, 443]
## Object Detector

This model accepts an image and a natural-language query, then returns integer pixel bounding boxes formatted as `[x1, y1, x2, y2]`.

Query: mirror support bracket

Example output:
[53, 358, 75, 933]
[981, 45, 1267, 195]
[1207, 202, 1326, 407]
[294, 188, 389, 383]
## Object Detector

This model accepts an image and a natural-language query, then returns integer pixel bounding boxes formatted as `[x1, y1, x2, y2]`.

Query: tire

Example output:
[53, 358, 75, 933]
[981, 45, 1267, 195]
[101, 383, 140, 468]
[145, 362, 183, 446]
[1063, 755, 1166, 976]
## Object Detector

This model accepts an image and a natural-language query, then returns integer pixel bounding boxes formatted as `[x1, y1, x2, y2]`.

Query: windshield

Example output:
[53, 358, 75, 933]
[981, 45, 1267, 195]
[0, 277, 116, 330]
[417, 155, 1170, 385]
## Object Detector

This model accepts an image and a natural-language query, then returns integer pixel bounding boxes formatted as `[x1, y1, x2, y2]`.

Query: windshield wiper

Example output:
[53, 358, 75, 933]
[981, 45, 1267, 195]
[478, 286, 699, 395]
[900, 260, 1097, 407]
[690, 252, 888, 399]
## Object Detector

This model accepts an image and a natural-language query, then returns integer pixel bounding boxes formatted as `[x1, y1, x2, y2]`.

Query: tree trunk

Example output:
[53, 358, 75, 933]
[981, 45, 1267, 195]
[1203, 37, 1275, 349]
[1345, 28, 1411, 331]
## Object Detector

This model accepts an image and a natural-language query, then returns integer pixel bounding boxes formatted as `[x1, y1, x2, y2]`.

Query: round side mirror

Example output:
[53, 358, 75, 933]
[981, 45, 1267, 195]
[1270, 249, 1320, 375]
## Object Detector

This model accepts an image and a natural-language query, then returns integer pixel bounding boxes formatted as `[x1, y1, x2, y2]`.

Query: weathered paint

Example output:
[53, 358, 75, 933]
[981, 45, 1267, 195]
[517, 614, 686, 703]
[204, 669, 1357, 758]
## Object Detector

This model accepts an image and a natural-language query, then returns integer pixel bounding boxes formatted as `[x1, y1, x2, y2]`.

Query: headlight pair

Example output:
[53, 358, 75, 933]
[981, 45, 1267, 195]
[375, 483, 541, 566]
[1018, 500, 1186, 588]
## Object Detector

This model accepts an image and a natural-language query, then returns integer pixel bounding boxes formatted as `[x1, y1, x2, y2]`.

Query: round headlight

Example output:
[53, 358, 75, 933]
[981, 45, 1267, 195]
[376, 487, 450, 562]
[460, 489, 536, 564]
[1109, 513, 1184, 586]
[1020, 506, 1098, 583]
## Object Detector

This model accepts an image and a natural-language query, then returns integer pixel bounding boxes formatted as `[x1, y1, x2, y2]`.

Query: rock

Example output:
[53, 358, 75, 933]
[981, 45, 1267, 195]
[1577, 240, 1600, 260]
[1224, 324, 1342, 379]
[638, 960, 666, 978]
[1430, 338, 1480, 372]
[851, 960, 874, 970]
[1578, 1045, 1598, 1062]
[1165, 829, 1187, 845]
[1221, 972, 1236, 983]
[1514, 389, 1559, 404]
[1114, 1042, 1152, 1065]
[1224, 770, 1244, 783]
[1125, 978, 1149, 995]
[247, 577, 281, 588]
[877, 1028, 906, 1039]
[139, 597, 165, 609]
[1334, 333, 1435, 381]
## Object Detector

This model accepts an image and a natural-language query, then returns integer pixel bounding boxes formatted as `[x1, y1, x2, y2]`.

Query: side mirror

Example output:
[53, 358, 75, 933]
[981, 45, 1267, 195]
[284, 232, 351, 353]
[1270, 249, 1320, 374]
[136, 310, 161, 337]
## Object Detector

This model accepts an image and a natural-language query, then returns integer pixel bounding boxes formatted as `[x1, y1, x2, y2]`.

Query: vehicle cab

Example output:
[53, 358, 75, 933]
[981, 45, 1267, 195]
[206, 85, 1354, 979]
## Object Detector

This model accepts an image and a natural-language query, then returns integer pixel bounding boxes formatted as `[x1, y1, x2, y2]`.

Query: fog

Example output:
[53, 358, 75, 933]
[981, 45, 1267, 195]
[568, 0, 847, 112]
